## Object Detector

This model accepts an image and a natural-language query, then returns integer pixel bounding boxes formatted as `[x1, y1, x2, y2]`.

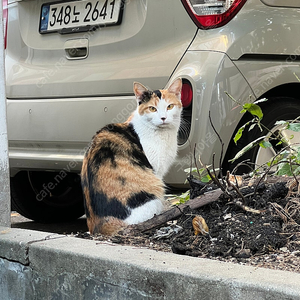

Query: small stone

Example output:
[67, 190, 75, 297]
[236, 249, 251, 258]
[223, 213, 232, 220]
[280, 247, 288, 252]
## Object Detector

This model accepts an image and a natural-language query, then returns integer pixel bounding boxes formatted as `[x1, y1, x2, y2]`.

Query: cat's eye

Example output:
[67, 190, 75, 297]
[149, 106, 157, 112]
[167, 104, 174, 110]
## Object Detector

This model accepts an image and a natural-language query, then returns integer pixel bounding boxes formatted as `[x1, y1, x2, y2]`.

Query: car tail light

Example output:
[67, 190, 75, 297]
[181, 0, 247, 29]
[2, 0, 8, 49]
[178, 80, 193, 145]
[181, 81, 193, 108]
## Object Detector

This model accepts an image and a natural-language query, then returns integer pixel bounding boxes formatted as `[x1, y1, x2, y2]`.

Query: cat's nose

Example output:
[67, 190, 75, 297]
[161, 117, 166, 122]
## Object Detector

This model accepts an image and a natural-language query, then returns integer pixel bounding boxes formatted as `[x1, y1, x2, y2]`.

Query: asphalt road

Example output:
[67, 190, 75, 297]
[11, 211, 88, 234]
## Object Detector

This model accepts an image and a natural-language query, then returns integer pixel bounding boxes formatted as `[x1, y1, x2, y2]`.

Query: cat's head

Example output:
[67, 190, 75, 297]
[133, 78, 182, 129]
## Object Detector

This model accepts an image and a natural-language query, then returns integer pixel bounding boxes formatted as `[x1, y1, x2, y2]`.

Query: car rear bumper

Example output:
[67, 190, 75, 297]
[8, 95, 136, 176]
[8, 51, 254, 184]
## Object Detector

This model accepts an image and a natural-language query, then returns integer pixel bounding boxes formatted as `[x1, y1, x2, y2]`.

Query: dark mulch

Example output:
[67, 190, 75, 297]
[77, 177, 300, 273]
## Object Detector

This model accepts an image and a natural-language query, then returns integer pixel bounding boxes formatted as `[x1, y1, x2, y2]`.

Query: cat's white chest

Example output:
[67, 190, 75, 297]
[130, 98, 181, 179]
[134, 124, 178, 179]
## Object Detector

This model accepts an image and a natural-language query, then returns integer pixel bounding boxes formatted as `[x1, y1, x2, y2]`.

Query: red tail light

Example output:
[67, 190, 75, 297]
[3, 0, 8, 49]
[181, 81, 193, 108]
[181, 0, 247, 29]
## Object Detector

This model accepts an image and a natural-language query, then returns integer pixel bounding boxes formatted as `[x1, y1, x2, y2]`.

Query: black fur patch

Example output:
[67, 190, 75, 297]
[103, 124, 153, 170]
[103, 124, 140, 146]
[130, 148, 152, 169]
[153, 90, 162, 99]
[139, 90, 153, 105]
[118, 176, 126, 186]
[90, 141, 118, 169]
[90, 190, 130, 220]
[127, 191, 156, 209]
[81, 173, 88, 188]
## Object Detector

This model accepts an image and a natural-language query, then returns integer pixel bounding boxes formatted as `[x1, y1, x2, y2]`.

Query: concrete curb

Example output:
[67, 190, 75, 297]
[1, 226, 300, 300]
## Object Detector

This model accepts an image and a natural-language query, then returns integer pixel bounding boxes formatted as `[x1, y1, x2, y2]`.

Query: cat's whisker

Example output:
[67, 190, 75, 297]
[178, 118, 191, 144]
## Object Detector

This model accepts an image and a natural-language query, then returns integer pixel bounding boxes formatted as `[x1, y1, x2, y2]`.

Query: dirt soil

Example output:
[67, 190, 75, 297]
[76, 176, 300, 273]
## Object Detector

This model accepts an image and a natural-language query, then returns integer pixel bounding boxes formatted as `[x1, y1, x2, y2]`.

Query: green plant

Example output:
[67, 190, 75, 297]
[169, 166, 218, 205]
[229, 95, 300, 176]
[265, 120, 300, 176]
[167, 190, 190, 205]
[185, 166, 216, 183]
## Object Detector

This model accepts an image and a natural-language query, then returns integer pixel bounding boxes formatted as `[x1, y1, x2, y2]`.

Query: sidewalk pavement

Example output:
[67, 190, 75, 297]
[1, 226, 300, 300]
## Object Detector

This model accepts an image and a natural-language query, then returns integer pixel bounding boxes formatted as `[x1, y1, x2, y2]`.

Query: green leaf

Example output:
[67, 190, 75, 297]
[248, 123, 256, 131]
[234, 126, 245, 144]
[229, 136, 266, 162]
[170, 190, 191, 205]
[259, 141, 272, 149]
[183, 167, 214, 183]
[276, 163, 293, 176]
[233, 121, 253, 144]
[287, 123, 300, 132]
[296, 152, 300, 162]
[184, 167, 199, 174]
[201, 174, 211, 183]
[294, 165, 300, 175]
[275, 120, 288, 126]
[241, 103, 263, 120]
[257, 120, 263, 132]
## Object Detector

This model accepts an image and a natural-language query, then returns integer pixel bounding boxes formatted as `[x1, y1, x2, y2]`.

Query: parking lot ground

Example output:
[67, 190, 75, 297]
[11, 211, 88, 234]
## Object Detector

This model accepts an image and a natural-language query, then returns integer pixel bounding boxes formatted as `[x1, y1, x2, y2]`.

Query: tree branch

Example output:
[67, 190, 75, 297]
[133, 189, 223, 232]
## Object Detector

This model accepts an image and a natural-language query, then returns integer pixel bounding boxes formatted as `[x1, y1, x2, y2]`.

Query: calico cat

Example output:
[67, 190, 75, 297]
[81, 78, 182, 235]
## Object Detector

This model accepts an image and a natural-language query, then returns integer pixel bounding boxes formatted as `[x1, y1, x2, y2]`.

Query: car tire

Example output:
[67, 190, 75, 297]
[11, 171, 85, 222]
[223, 97, 300, 174]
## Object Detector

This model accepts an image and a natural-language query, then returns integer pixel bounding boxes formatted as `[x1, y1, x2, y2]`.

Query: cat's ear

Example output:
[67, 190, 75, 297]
[168, 78, 182, 100]
[133, 82, 149, 102]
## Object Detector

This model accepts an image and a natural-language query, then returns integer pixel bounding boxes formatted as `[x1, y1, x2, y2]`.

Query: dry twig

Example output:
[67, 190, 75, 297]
[133, 189, 223, 232]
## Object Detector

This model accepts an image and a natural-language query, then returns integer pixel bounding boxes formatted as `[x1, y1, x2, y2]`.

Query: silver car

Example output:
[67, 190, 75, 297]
[5, 0, 300, 222]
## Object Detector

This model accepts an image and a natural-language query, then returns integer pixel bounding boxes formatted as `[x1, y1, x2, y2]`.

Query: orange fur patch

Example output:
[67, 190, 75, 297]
[95, 159, 164, 205]
[88, 216, 126, 235]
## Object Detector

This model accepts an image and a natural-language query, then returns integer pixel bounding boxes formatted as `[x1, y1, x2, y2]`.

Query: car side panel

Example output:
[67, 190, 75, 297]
[189, 0, 300, 61]
[234, 60, 300, 99]
[164, 51, 255, 184]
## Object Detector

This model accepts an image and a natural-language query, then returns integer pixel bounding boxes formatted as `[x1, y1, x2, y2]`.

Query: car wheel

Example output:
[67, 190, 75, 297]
[11, 171, 85, 222]
[223, 97, 300, 174]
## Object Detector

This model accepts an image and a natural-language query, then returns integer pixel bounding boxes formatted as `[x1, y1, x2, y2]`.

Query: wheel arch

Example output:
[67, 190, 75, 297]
[226, 82, 300, 152]
[259, 82, 300, 102]
[222, 93, 300, 173]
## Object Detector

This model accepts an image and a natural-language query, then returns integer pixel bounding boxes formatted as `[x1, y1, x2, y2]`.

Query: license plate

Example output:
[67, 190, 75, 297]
[39, 0, 124, 34]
